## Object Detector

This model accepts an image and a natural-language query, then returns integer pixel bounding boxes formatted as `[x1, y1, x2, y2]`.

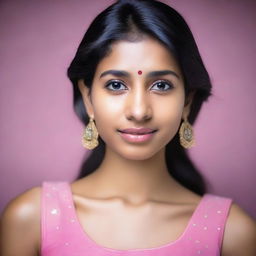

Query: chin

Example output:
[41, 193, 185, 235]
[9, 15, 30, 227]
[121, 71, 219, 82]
[115, 146, 163, 161]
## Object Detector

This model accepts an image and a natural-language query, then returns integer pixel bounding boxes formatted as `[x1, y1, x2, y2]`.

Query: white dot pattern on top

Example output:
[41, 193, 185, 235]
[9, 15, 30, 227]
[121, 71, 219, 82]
[41, 182, 232, 256]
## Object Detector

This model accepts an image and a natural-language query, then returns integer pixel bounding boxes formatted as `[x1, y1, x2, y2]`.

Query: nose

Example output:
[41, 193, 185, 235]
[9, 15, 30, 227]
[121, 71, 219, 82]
[125, 88, 152, 122]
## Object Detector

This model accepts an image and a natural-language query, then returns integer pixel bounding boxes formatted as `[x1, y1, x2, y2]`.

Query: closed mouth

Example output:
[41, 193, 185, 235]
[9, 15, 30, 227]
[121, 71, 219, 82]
[117, 128, 157, 135]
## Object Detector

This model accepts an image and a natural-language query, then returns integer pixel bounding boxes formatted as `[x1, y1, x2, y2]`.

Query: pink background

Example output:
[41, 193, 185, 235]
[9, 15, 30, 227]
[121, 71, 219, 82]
[0, 0, 255, 217]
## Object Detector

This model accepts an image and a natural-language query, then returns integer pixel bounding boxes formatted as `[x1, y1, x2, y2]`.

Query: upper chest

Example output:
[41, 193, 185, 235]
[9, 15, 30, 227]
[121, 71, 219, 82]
[73, 195, 198, 250]
[42, 183, 229, 255]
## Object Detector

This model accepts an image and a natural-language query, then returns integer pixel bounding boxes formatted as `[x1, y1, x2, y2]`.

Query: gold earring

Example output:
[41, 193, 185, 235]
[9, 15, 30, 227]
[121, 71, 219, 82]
[82, 117, 99, 150]
[179, 118, 195, 149]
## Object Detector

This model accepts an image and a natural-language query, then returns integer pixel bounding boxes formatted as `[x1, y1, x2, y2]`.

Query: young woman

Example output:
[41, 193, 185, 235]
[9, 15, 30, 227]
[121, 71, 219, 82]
[1, 0, 255, 255]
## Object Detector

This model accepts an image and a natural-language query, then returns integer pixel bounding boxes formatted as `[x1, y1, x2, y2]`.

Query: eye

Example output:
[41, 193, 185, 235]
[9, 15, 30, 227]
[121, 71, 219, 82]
[150, 80, 173, 91]
[105, 80, 127, 91]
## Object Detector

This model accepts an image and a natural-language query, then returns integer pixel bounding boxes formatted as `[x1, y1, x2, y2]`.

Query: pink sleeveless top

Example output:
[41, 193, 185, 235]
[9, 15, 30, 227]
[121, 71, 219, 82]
[41, 182, 232, 256]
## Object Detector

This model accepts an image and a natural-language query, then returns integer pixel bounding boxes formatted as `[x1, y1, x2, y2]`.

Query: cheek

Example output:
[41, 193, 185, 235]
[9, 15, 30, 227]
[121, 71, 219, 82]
[155, 94, 185, 139]
[91, 94, 123, 135]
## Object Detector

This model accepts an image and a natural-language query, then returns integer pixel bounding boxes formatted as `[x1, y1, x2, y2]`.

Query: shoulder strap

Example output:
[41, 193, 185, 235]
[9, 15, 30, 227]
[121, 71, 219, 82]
[41, 181, 69, 253]
[186, 194, 232, 253]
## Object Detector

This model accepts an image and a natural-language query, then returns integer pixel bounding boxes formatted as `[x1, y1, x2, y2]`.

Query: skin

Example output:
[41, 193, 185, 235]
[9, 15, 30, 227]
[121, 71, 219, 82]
[1, 36, 256, 256]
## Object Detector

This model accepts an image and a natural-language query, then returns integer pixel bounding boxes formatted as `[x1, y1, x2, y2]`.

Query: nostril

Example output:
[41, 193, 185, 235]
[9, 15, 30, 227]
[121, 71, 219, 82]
[126, 113, 152, 122]
[126, 106, 152, 121]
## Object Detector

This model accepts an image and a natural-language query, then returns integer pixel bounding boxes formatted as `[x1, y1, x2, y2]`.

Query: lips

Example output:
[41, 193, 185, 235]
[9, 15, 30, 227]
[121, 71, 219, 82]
[118, 128, 157, 135]
[117, 127, 157, 143]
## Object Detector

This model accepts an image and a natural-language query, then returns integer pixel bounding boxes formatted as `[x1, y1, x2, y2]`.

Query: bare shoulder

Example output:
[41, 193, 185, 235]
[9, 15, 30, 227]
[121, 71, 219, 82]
[0, 187, 41, 256]
[222, 202, 256, 256]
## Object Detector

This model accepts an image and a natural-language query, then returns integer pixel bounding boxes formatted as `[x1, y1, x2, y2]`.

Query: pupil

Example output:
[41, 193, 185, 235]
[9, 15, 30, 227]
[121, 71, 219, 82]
[157, 82, 165, 89]
[113, 82, 120, 89]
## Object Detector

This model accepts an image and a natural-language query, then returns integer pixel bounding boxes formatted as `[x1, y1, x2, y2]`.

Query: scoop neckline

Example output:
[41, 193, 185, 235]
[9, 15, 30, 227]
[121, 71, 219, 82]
[67, 183, 206, 253]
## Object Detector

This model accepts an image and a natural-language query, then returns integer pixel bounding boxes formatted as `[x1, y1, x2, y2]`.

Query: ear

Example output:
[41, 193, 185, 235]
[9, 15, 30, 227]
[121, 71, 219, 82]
[182, 91, 195, 121]
[77, 79, 94, 118]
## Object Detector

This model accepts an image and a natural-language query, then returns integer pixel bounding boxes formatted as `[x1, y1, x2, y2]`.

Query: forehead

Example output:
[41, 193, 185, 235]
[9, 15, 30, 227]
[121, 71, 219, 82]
[95, 37, 180, 74]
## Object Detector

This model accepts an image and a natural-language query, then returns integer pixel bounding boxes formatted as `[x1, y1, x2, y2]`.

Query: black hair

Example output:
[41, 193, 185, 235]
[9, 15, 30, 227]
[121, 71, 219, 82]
[67, 0, 212, 195]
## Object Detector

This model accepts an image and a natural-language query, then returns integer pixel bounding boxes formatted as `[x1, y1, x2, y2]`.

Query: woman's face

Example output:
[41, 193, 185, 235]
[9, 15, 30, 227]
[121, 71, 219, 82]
[79, 36, 190, 160]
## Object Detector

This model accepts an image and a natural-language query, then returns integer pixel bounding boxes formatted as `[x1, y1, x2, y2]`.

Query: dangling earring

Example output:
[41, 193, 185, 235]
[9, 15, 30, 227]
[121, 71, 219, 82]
[82, 117, 99, 150]
[179, 117, 195, 149]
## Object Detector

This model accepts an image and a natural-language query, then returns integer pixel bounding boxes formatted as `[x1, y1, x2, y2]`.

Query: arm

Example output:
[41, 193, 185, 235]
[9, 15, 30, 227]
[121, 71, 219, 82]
[0, 187, 41, 256]
[222, 203, 256, 256]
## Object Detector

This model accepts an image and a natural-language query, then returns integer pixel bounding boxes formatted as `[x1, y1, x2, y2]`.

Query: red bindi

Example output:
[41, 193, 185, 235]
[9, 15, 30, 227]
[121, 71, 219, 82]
[138, 70, 142, 75]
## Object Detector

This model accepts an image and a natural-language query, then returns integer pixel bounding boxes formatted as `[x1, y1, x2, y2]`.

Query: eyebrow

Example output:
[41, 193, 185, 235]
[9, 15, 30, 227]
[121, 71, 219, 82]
[99, 69, 180, 79]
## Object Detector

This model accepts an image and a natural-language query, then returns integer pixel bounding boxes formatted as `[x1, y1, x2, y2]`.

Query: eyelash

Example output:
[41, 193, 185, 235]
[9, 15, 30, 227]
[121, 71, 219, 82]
[105, 79, 174, 92]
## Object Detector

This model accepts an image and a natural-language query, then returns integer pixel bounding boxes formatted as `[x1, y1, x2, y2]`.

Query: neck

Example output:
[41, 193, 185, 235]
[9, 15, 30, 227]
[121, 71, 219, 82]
[90, 146, 181, 204]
